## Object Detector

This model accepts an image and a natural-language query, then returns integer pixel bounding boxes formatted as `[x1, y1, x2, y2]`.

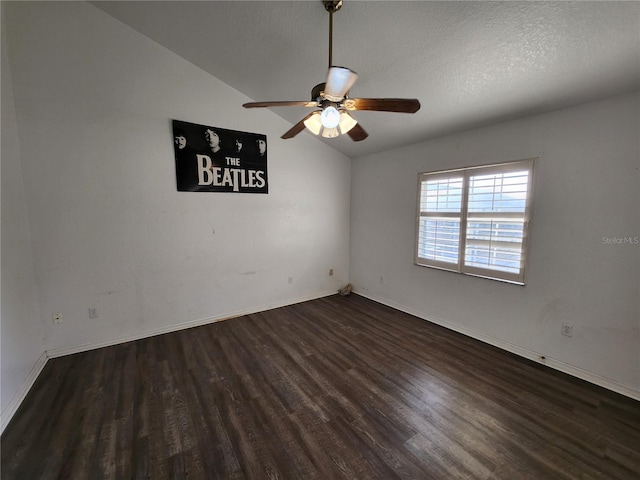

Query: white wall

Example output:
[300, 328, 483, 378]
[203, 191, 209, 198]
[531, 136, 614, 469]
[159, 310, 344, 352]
[1, 6, 46, 431]
[2, 2, 350, 359]
[351, 92, 640, 397]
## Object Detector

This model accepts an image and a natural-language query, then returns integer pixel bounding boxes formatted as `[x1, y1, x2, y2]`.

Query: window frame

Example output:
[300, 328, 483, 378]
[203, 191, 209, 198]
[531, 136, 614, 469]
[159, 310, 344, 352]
[414, 158, 535, 285]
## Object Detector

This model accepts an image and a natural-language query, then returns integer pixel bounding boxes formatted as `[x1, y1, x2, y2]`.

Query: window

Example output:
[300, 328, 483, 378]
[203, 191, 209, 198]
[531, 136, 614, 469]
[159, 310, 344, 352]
[415, 159, 534, 284]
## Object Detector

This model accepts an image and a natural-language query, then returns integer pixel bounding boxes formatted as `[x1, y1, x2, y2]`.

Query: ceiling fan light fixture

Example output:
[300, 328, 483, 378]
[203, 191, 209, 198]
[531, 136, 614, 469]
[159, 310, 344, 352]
[305, 108, 357, 137]
[303, 111, 323, 135]
[320, 105, 341, 128]
[338, 110, 357, 134]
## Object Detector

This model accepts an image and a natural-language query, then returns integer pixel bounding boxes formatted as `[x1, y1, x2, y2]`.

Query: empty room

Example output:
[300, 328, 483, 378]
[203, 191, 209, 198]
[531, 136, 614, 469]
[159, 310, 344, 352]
[1, 1, 639, 479]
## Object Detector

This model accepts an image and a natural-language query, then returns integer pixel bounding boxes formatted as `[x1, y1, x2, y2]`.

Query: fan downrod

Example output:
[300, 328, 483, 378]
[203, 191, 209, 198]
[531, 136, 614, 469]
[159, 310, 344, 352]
[324, 1, 343, 68]
[323, 1, 343, 13]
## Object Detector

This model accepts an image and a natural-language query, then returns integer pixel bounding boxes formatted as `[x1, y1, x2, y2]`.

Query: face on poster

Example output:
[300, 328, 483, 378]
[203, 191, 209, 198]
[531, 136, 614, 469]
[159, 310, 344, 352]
[172, 119, 268, 193]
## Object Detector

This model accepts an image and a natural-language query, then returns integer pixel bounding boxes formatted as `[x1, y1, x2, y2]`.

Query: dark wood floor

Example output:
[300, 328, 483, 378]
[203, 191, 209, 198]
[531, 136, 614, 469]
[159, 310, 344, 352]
[2, 294, 639, 479]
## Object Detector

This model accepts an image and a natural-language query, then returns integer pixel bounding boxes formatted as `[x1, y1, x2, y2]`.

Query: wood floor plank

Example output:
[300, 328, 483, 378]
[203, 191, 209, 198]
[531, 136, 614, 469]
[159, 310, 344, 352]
[2, 294, 639, 479]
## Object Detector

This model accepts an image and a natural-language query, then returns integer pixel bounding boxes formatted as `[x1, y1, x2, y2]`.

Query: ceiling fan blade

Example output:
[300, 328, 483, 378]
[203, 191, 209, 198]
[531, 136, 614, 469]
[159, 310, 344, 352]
[347, 123, 368, 142]
[281, 113, 315, 139]
[323, 66, 358, 101]
[243, 100, 318, 109]
[344, 98, 421, 113]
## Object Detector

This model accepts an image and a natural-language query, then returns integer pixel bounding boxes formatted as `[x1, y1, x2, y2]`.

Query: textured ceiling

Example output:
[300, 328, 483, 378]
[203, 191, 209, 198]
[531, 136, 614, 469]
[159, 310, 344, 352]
[93, 1, 640, 159]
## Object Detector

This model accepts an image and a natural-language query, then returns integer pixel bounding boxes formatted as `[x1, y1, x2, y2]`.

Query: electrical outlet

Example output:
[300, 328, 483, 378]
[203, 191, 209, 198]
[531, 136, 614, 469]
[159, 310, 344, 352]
[329, 268, 334, 276]
[561, 323, 573, 337]
[89, 307, 98, 319]
[52, 313, 63, 325]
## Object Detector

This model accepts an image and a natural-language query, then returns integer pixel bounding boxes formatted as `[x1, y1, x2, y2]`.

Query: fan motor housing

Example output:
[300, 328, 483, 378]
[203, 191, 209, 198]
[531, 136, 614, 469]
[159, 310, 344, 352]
[311, 83, 326, 102]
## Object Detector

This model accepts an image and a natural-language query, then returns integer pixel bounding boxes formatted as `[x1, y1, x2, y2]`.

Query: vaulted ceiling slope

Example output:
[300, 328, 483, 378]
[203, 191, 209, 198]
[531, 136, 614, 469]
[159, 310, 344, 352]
[93, 1, 640, 159]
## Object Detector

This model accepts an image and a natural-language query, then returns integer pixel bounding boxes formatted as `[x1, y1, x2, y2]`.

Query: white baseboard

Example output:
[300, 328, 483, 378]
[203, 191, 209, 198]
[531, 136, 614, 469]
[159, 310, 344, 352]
[46, 290, 338, 359]
[1, 351, 49, 434]
[354, 291, 640, 402]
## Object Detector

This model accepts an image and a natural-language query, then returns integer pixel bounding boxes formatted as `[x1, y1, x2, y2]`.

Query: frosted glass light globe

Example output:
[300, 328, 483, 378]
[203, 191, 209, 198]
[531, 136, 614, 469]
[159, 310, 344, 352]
[320, 106, 341, 129]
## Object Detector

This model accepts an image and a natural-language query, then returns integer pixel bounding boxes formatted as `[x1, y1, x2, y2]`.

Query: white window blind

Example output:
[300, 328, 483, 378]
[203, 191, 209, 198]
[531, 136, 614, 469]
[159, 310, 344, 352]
[415, 159, 534, 284]
[417, 175, 463, 267]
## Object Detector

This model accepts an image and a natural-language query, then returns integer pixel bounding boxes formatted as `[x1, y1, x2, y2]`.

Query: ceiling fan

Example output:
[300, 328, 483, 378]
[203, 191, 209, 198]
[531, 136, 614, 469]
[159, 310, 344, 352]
[242, 0, 421, 141]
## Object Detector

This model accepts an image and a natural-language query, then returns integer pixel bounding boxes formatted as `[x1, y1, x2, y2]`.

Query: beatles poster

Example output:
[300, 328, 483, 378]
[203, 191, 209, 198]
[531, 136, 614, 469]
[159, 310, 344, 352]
[172, 119, 268, 193]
